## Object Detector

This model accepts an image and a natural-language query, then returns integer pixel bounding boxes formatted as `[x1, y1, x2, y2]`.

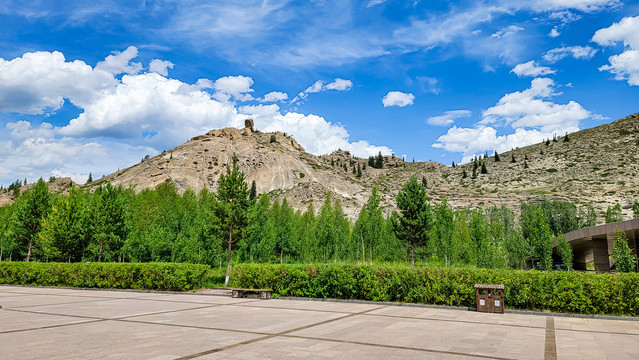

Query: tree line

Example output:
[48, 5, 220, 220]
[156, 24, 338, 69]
[1, 158, 637, 273]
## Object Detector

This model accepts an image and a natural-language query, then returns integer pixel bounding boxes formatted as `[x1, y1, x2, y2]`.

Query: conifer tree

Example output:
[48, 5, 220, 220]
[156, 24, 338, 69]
[524, 161, 529, 169]
[563, 132, 570, 142]
[217, 155, 250, 286]
[87, 173, 93, 184]
[511, 154, 516, 163]
[249, 180, 257, 201]
[480, 162, 487, 174]
[462, 169, 467, 178]
[611, 229, 637, 272]
[394, 177, 433, 268]
[494, 151, 500, 162]
[9, 178, 51, 261]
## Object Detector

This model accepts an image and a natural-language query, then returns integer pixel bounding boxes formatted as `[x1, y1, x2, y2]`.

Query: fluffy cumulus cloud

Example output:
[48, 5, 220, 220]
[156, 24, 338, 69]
[382, 91, 415, 107]
[511, 60, 556, 77]
[0, 51, 117, 114]
[0, 121, 152, 184]
[542, 46, 597, 63]
[0, 49, 390, 184]
[433, 78, 591, 162]
[212, 75, 255, 102]
[95, 46, 143, 75]
[239, 104, 391, 157]
[592, 16, 639, 86]
[427, 110, 471, 126]
[149, 59, 174, 76]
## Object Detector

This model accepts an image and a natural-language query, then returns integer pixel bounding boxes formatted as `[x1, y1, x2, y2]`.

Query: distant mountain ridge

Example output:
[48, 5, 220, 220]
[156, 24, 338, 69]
[2, 113, 638, 221]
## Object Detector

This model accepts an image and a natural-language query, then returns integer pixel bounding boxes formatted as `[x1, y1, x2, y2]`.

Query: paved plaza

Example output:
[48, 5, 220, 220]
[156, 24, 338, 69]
[1, 285, 638, 359]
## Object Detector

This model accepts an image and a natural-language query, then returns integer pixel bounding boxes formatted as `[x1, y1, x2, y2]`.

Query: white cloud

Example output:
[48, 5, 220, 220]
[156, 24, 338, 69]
[305, 80, 325, 94]
[212, 75, 255, 101]
[542, 46, 597, 63]
[0, 49, 390, 184]
[324, 78, 353, 91]
[95, 46, 143, 75]
[260, 91, 288, 103]
[239, 104, 392, 157]
[491, 25, 524, 38]
[59, 73, 245, 147]
[0, 121, 151, 184]
[511, 60, 556, 77]
[292, 78, 354, 104]
[149, 59, 174, 76]
[0, 51, 117, 114]
[592, 16, 639, 86]
[549, 27, 560, 37]
[366, 0, 389, 7]
[427, 110, 471, 126]
[482, 77, 590, 132]
[382, 91, 415, 107]
[433, 77, 591, 161]
[520, 0, 621, 12]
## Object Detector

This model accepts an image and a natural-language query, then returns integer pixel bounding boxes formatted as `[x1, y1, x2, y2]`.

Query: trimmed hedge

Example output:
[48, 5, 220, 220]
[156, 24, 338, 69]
[232, 264, 639, 316]
[0, 262, 210, 291]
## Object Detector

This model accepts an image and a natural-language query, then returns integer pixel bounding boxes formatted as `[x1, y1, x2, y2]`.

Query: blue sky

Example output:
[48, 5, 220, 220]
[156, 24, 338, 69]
[0, 0, 638, 185]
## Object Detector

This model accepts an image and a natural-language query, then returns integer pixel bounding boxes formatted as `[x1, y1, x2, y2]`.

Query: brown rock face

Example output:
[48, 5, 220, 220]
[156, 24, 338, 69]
[244, 119, 255, 132]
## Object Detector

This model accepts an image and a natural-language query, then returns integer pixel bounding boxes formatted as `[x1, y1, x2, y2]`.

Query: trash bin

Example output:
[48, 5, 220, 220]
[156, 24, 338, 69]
[474, 284, 504, 313]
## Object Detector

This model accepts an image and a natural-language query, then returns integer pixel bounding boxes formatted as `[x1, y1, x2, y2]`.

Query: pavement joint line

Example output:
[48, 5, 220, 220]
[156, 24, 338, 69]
[554, 327, 639, 337]
[280, 334, 518, 360]
[177, 305, 388, 359]
[7, 297, 118, 309]
[544, 317, 557, 360]
[0, 318, 106, 335]
[112, 303, 224, 320]
[231, 302, 360, 315]
[360, 312, 548, 330]
[176, 335, 277, 360]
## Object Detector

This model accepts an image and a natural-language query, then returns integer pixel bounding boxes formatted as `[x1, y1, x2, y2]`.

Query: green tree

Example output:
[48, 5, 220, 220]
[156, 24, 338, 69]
[394, 177, 433, 268]
[88, 183, 129, 262]
[480, 162, 488, 174]
[578, 204, 597, 228]
[9, 178, 51, 261]
[494, 151, 500, 161]
[0, 204, 17, 261]
[249, 180, 257, 201]
[432, 198, 456, 266]
[605, 203, 623, 223]
[241, 194, 271, 262]
[522, 207, 553, 270]
[87, 173, 93, 184]
[555, 234, 573, 270]
[611, 229, 637, 272]
[353, 186, 383, 264]
[217, 155, 250, 285]
[39, 186, 88, 262]
[632, 200, 639, 219]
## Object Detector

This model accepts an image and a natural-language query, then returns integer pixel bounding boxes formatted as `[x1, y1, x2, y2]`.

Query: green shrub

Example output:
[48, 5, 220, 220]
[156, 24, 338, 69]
[0, 262, 209, 291]
[231, 264, 639, 316]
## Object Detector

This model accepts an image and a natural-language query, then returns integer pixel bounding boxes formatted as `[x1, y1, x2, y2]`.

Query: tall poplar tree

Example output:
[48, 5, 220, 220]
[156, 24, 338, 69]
[10, 178, 51, 261]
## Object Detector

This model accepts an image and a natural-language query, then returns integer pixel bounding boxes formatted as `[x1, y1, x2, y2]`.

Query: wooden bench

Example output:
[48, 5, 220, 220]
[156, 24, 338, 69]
[231, 288, 273, 300]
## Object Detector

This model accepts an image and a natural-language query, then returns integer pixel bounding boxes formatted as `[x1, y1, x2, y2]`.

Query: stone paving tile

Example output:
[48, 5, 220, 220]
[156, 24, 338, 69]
[0, 308, 95, 333]
[556, 328, 639, 360]
[0, 319, 261, 360]
[368, 306, 547, 328]
[134, 293, 262, 305]
[131, 304, 348, 334]
[242, 299, 381, 313]
[0, 293, 109, 308]
[199, 336, 489, 360]
[12, 297, 210, 319]
[554, 316, 639, 335]
[0, 285, 85, 296]
[290, 312, 546, 360]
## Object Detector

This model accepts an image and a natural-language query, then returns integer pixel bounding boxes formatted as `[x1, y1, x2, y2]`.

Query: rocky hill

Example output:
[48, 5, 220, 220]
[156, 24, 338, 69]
[2, 114, 638, 221]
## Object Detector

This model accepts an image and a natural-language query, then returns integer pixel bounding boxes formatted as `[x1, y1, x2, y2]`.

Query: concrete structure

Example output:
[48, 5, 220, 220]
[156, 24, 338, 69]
[2, 286, 639, 359]
[562, 218, 639, 272]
